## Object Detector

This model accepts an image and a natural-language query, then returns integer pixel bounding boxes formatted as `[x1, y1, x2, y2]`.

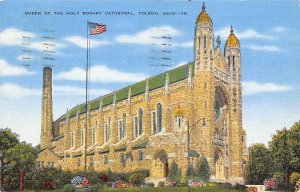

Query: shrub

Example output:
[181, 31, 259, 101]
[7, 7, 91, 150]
[234, 183, 247, 191]
[128, 173, 145, 186]
[197, 157, 210, 182]
[273, 172, 285, 187]
[63, 184, 75, 192]
[290, 172, 300, 184]
[168, 162, 182, 183]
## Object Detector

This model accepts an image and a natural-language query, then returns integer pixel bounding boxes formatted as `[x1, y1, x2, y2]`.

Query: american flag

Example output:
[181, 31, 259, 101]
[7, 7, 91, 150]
[88, 22, 106, 35]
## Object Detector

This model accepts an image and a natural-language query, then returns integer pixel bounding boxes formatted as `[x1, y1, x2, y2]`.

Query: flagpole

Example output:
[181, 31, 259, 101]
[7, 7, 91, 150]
[85, 19, 89, 175]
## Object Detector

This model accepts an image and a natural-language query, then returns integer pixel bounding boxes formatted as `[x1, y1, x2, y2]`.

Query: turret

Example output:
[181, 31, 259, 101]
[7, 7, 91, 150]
[40, 66, 53, 149]
[225, 26, 241, 85]
[194, 2, 214, 73]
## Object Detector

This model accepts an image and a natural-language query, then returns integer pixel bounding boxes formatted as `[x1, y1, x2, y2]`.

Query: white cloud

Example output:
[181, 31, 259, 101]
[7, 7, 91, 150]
[0, 83, 40, 98]
[0, 28, 66, 53]
[55, 65, 148, 83]
[116, 26, 180, 46]
[272, 26, 287, 33]
[17, 54, 35, 61]
[246, 45, 282, 52]
[215, 27, 272, 40]
[243, 81, 291, 95]
[0, 28, 35, 46]
[64, 36, 111, 49]
[53, 85, 110, 96]
[0, 59, 35, 76]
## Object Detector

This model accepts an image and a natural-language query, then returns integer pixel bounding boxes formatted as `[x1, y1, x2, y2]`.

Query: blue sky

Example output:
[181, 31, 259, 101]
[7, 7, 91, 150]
[0, 0, 300, 146]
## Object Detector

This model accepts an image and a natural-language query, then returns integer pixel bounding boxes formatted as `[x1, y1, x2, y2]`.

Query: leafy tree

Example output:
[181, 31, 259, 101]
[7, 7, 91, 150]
[0, 128, 19, 152]
[197, 157, 210, 182]
[288, 122, 300, 172]
[168, 162, 182, 183]
[244, 143, 273, 184]
[269, 128, 292, 186]
[3, 142, 37, 190]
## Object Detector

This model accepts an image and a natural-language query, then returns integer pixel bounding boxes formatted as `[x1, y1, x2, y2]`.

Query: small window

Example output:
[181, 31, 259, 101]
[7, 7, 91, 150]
[204, 36, 207, 49]
[138, 150, 144, 161]
[90, 156, 94, 166]
[175, 116, 184, 130]
[103, 155, 108, 164]
[120, 153, 125, 162]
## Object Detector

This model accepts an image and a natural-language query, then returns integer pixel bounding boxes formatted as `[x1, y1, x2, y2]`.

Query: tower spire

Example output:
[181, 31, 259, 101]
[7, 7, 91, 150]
[216, 35, 221, 48]
[202, 1, 206, 11]
[230, 25, 234, 34]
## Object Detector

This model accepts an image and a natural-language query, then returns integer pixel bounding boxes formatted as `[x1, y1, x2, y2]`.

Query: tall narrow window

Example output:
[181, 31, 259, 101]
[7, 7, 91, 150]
[134, 116, 138, 137]
[198, 37, 201, 49]
[152, 111, 157, 134]
[233, 56, 236, 71]
[204, 36, 207, 49]
[228, 56, 230, 65]
[138, 108, 143, 136]
[118, 120, 122, 140]
[71, 132, 74, 147]
[92, 127, 96, 145]
[157, 103, 162, 132]
[105, 117, 111, 143]
[81, 129, 85, 146]
[122, 113, 126, 139]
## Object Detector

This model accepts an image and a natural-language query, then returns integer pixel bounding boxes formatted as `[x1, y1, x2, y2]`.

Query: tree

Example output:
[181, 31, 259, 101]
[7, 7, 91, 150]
[0, 128, 19, 152]
[244, 143, 273, 184]
[288, 122, 300, 172]
[168, 162, 182, 183]
[3, 142, 38, 190]
[269, 128, 292, 186]
[197, 157, 210, 182]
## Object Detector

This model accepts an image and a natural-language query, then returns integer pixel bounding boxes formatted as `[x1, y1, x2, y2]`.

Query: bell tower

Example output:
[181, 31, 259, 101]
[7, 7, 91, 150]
[40, 66, 53, 149]
[193, 2, 216, 169]
[225, 26, 244, 181]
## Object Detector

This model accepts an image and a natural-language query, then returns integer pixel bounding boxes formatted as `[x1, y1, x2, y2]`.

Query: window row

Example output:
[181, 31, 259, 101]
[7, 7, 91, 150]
[70, 103, 165, 147]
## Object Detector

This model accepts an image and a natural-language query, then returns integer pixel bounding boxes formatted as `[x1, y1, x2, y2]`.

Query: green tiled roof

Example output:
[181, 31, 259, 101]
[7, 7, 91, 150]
[131, 80, 146, 96]
[58, 62, 194, 122]
[169, 64, 189, 84]
[102, 93, 114, 106]
[69, 107, 77, 118]
[78, 104, 87, 114]
[90, 99, 100, 111]
[116, 87, 128, 102]
[149, 73, 165, 91]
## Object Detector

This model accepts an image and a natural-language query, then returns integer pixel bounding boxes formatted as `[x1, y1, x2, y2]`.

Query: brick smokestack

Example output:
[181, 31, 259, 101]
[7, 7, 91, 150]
[40, 66, 53, 149]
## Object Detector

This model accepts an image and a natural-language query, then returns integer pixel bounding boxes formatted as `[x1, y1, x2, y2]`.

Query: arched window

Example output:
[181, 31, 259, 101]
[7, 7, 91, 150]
[204, 36, 207, 49]
[157, 103, 162, 132]
[122, 113, 126, 139]
[105, 117, 111, 142]
[138, 108, 143, 136]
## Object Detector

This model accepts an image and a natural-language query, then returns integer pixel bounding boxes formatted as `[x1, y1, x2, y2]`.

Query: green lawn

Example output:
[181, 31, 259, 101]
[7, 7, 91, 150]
[22, 187, 242, 192]
[100, 186, 243, 192]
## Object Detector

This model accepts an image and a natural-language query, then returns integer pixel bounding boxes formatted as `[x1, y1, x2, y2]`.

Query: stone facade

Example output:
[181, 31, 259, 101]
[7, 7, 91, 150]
[37, 3, 248, 184]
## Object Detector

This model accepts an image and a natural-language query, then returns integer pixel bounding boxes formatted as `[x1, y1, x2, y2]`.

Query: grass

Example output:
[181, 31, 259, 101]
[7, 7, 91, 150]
[100, 186, 243, 192]
[22, 186, 242, 192]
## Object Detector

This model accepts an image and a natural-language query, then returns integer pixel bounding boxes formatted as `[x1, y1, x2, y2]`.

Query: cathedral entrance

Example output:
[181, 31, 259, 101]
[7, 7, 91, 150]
[151, 150, 169, 178]
[215, 154, 225, 179]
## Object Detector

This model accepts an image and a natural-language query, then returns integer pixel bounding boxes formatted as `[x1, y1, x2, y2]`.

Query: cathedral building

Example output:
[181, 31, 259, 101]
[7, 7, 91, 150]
[37, 3, 248, 183]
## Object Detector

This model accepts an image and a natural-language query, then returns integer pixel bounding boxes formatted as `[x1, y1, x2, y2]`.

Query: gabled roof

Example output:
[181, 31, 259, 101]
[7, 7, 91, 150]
[57, 62, 194, 122]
